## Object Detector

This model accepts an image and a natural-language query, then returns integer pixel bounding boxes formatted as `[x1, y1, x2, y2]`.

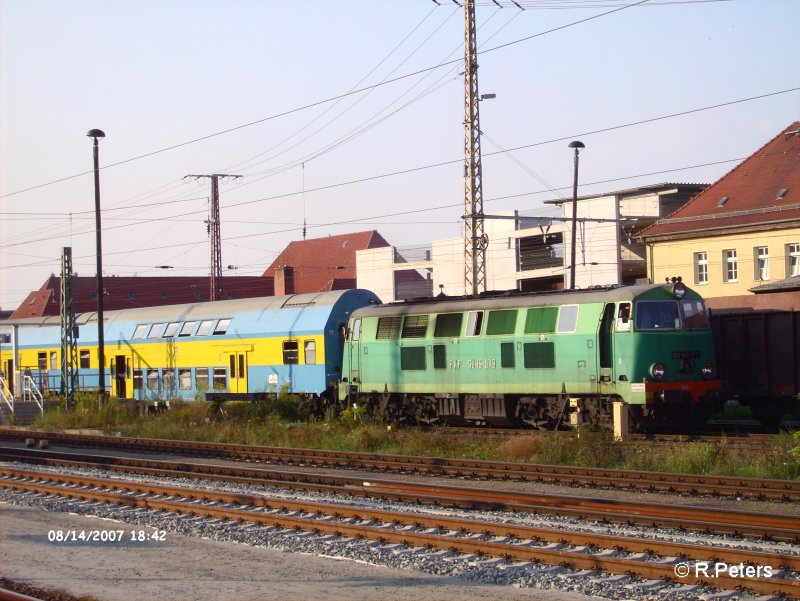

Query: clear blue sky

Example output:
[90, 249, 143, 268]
[1, 0, 798, 309]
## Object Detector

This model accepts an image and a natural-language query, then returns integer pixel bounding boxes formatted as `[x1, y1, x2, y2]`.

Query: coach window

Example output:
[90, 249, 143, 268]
[163, 369, 175, 392]
[80, 350, 90, 369]
[283, 340, 299, 364]
[178, 368, 192, 390]
[556, 305, 579, 333]
[616, 303, 632, 332]
[213, 367, 227, 390]
[178, 321, 197, 337]
[213, 319, 231, 335]
[146, 369, 159, 390]
[38, 352, 47, 370]
[196, 320, 215, 336]
[133, 324, 150, 339]
[304, 340, 316, 365]
[50, 351, 57, 370]
[195, 367, 209, 390]
[133, 369, 143, 390]
[163, 322, 180, 338]
[465, 311, 484, 337]
[148, 323, 165, 338]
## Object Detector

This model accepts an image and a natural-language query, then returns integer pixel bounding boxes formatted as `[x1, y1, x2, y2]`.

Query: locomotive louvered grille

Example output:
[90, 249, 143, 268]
[523, 342, 555, 368]
[524, 307, 558, 333]
[401, 315, 429, 338]
[486, 310, 517, 335]
[376, 316, 402, 339]
[434, 313, 463, 337]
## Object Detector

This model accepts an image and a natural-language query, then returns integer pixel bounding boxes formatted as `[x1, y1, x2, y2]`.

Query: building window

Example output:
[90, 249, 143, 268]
[723, 249, 738, 282]
[80, 350, 90, 369]
[694, 252, 708, 285]
[788, 243, 800, 277]
[754, 247, 769, 281]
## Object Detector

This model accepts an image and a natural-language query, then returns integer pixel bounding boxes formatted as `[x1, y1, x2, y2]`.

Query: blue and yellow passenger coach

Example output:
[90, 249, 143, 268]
[2, 289, 379, 403]
[340, 282, 722, 429]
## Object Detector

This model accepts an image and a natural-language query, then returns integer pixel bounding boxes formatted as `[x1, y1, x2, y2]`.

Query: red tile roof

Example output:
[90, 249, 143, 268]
[639, 122, 800, 239]
[10, 275, 274, 319]
[262, 230, 391, 293]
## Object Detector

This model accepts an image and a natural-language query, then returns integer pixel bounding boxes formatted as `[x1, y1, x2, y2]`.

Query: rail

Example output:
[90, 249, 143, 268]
[21, 376, 43, 415]
[0, 376, 12, 413]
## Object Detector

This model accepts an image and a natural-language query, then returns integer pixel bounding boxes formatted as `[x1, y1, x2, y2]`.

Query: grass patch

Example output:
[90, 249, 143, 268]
[26, 399, 800, 480]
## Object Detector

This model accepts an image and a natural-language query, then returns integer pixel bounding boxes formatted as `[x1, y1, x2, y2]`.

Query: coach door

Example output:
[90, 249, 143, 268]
[349, 319, 362, 383]
[227, 352, 248, 394]
[112, 354, 129, 398]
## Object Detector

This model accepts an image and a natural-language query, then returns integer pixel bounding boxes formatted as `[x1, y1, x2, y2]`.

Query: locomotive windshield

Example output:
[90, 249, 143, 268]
[635, 301, 680, 330]
[635, 299, 710, 330]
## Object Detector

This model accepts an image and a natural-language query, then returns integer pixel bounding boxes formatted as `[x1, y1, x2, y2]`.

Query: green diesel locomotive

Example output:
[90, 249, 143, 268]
[340, 282, 721, 429]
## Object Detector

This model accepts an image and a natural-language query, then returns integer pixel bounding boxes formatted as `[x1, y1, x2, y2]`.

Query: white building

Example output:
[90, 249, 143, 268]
[357, 183, 706, 302]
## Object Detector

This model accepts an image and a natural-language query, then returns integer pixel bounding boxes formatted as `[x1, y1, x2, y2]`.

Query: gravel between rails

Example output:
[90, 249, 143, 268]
[2, 460, 797, 601]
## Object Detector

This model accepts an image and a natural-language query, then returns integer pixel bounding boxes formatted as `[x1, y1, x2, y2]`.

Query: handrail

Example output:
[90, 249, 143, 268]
[21, 376, 44, 415]
[0, 376, 12, 413]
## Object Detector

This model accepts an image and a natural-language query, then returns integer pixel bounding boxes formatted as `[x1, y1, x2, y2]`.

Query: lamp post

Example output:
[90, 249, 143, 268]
[87, 129, 106, 403]
[567, 141, 585, 290]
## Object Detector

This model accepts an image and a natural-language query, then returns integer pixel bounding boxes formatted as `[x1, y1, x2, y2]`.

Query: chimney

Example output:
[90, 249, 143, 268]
[274, 265, 294, 296]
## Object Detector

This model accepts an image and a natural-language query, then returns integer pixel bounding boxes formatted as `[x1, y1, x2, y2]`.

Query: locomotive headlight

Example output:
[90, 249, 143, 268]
[701, 362, 715, 379]
[672, 281, 686, 299]
[650, 362, 667, 381]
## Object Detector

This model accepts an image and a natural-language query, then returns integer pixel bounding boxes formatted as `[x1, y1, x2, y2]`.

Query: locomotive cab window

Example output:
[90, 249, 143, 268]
[350, 319, 362, 342]
[635, 301, 680, 330]
[680, 300, 710, 329]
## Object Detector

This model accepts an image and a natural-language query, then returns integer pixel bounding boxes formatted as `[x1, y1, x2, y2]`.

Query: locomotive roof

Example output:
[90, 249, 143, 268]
[352, 283, 695, 317]
[2, 289, 375, 329]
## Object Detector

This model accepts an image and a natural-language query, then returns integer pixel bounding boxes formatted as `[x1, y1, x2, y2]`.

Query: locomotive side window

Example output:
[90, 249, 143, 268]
[486, 310, 517, 335]
[350, 318, 362, 341]
[616, 302, 632, 331]
[465, 311, 484, 337]
[635, 301, 680, 330]
[376, 316, 401, 339]
[434, 313, 463, 338]
[556, 305, 579, 333]
[402, 315, 429, 338]
[681, 300, 710, 329]
[283, 340, 299, 364]
[524, 307, 557, 334]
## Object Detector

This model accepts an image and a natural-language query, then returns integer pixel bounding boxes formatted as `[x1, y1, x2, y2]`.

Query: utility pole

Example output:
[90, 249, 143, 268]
[185, 174, 242, 301]
[463, 0, 487, 296]
[60, 247, 79, 408]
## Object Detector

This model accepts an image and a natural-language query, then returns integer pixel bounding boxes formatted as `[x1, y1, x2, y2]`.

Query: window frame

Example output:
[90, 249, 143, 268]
[178, 321, 197, 337]
[556, 305, 579, 334]
[723, 249, 738, 283]
[694, 251, 708, 285]
[787, 243, 800, 277]
[282, 340, 299, 365]
[196, 320, 215, 336]
[754, 246, 769, 281]
[163, 322, 180, 338]
[213, 318, 231, 335]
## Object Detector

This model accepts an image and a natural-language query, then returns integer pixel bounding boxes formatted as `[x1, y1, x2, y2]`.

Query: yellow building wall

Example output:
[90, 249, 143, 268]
[647, 228, 800, 299]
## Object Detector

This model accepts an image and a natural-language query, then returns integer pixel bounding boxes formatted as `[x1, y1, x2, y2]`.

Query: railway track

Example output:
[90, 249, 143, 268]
[0, 464, 798, 598]
[1, 446, 798, 541]
[1, 429, 797, 501]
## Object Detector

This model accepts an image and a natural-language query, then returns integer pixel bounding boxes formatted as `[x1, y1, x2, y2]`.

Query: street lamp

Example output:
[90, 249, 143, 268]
[87, 128, 106, 403]
[567, 141, 585, 290]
